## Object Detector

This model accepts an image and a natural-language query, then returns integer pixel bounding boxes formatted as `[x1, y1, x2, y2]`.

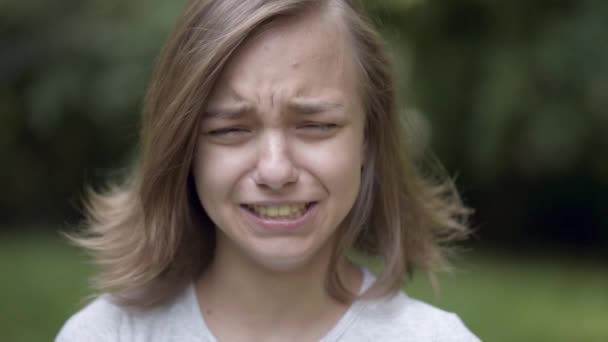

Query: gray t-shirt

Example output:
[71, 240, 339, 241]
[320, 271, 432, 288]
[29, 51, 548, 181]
[56, 268, 481, 341]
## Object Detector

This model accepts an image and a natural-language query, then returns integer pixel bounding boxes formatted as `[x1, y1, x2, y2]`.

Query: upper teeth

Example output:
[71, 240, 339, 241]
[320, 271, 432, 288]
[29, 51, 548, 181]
[250, 204, 307, 218]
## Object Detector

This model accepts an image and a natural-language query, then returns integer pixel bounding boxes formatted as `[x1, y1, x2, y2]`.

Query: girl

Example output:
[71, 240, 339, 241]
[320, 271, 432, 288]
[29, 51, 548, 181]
[57, 0, 479, 341]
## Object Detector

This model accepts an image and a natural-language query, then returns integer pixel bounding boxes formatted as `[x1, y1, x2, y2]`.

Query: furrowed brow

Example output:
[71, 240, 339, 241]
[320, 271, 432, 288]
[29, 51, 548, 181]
[202, 103, 253, 120]
[287, 99, 344, 115]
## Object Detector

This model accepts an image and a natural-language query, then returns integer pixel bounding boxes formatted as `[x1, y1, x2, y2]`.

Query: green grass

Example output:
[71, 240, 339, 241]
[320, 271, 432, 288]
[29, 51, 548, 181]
[402, 252, 608, 341]
[1, 231, 91, 342]
[2, 232, 607, 341]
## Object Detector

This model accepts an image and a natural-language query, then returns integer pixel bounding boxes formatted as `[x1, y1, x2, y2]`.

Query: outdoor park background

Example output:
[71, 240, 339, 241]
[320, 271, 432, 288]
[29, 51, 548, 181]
[1, 0, 607, 341]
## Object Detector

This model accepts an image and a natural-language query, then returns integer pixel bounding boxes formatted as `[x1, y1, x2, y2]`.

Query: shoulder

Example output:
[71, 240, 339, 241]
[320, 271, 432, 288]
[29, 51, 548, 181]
[394, 296, 481, 342]
[55, 287, 203, 342]
[55, 295, 127, 341]
[349, 292, 481, 342]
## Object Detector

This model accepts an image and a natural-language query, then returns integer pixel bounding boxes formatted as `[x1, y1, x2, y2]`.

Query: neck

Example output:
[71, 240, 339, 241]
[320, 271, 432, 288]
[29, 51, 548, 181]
[195, 234, 362, 340]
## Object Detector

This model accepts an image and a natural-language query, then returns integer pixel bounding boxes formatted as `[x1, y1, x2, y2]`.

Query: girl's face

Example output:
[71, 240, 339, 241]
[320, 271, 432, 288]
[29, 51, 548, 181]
[192, 12, 365, 272]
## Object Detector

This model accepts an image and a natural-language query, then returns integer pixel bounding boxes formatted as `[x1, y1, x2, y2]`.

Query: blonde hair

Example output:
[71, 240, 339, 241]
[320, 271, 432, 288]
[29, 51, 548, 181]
[70, 0, 471, 307]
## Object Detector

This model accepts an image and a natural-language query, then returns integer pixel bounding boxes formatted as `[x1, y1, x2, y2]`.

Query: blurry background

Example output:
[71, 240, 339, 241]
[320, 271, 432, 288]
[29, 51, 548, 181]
[1, 0, 606, 340]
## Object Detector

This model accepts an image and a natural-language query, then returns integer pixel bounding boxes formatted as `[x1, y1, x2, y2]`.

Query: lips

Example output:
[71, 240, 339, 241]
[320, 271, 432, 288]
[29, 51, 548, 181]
[239, 201, 318, 232]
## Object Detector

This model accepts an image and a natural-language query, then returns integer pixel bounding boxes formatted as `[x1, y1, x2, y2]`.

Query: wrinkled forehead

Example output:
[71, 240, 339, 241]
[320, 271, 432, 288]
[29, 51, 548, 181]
[207, 7, 361, 105]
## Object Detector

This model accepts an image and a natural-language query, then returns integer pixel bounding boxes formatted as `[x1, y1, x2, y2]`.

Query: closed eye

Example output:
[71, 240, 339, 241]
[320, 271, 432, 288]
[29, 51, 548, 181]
[202, 126, 252, 145]
[299, 123, 338, 131]
[205, 127, 250, 136]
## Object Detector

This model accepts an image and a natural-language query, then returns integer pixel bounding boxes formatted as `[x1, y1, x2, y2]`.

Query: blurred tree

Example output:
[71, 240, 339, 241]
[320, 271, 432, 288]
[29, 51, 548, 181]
[0, 0, 185, 224]
[1, 0, 606, 252]
[367, 0, 608, 249]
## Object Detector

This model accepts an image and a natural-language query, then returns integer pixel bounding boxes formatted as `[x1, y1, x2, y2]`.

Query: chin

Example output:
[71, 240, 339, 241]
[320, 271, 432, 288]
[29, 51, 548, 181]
[246, 242, 329, 273]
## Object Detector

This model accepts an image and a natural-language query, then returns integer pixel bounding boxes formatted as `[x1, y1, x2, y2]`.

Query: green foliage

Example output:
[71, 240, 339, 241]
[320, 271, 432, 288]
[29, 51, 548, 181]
[393, 0, 608, 182]
[1, 0, 606, 247]
[367, 0, 608, 246]
[0, 0, 185, 222]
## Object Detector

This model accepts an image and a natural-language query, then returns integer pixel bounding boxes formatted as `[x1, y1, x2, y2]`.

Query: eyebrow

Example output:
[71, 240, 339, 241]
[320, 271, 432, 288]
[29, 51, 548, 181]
[202, 103, 253, 120]
[202, 99, 343, 120]
[287, 99, 344, 115]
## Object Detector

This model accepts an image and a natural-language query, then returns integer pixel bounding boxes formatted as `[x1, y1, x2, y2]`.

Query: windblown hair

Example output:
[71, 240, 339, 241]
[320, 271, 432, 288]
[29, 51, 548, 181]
[70, 0, 471, 308]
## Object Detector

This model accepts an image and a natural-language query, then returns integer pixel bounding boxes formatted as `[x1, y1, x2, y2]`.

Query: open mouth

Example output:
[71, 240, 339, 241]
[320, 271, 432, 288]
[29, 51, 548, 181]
[241, 202, 316, 220]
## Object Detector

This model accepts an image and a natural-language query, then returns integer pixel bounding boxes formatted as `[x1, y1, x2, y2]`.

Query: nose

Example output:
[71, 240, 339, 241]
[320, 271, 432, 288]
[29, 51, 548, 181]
[253, 131, 299, 190]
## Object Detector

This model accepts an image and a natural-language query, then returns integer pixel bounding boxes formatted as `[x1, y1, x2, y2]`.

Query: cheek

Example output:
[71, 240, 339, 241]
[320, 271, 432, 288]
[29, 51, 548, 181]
[299, 130, 364, 193]
[192, 145, 252, 205]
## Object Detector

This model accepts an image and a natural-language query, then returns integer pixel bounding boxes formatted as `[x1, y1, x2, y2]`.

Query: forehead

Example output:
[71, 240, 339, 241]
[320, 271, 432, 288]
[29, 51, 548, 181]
[239, 11, 347, 65]
[208, 8, 360, 103]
